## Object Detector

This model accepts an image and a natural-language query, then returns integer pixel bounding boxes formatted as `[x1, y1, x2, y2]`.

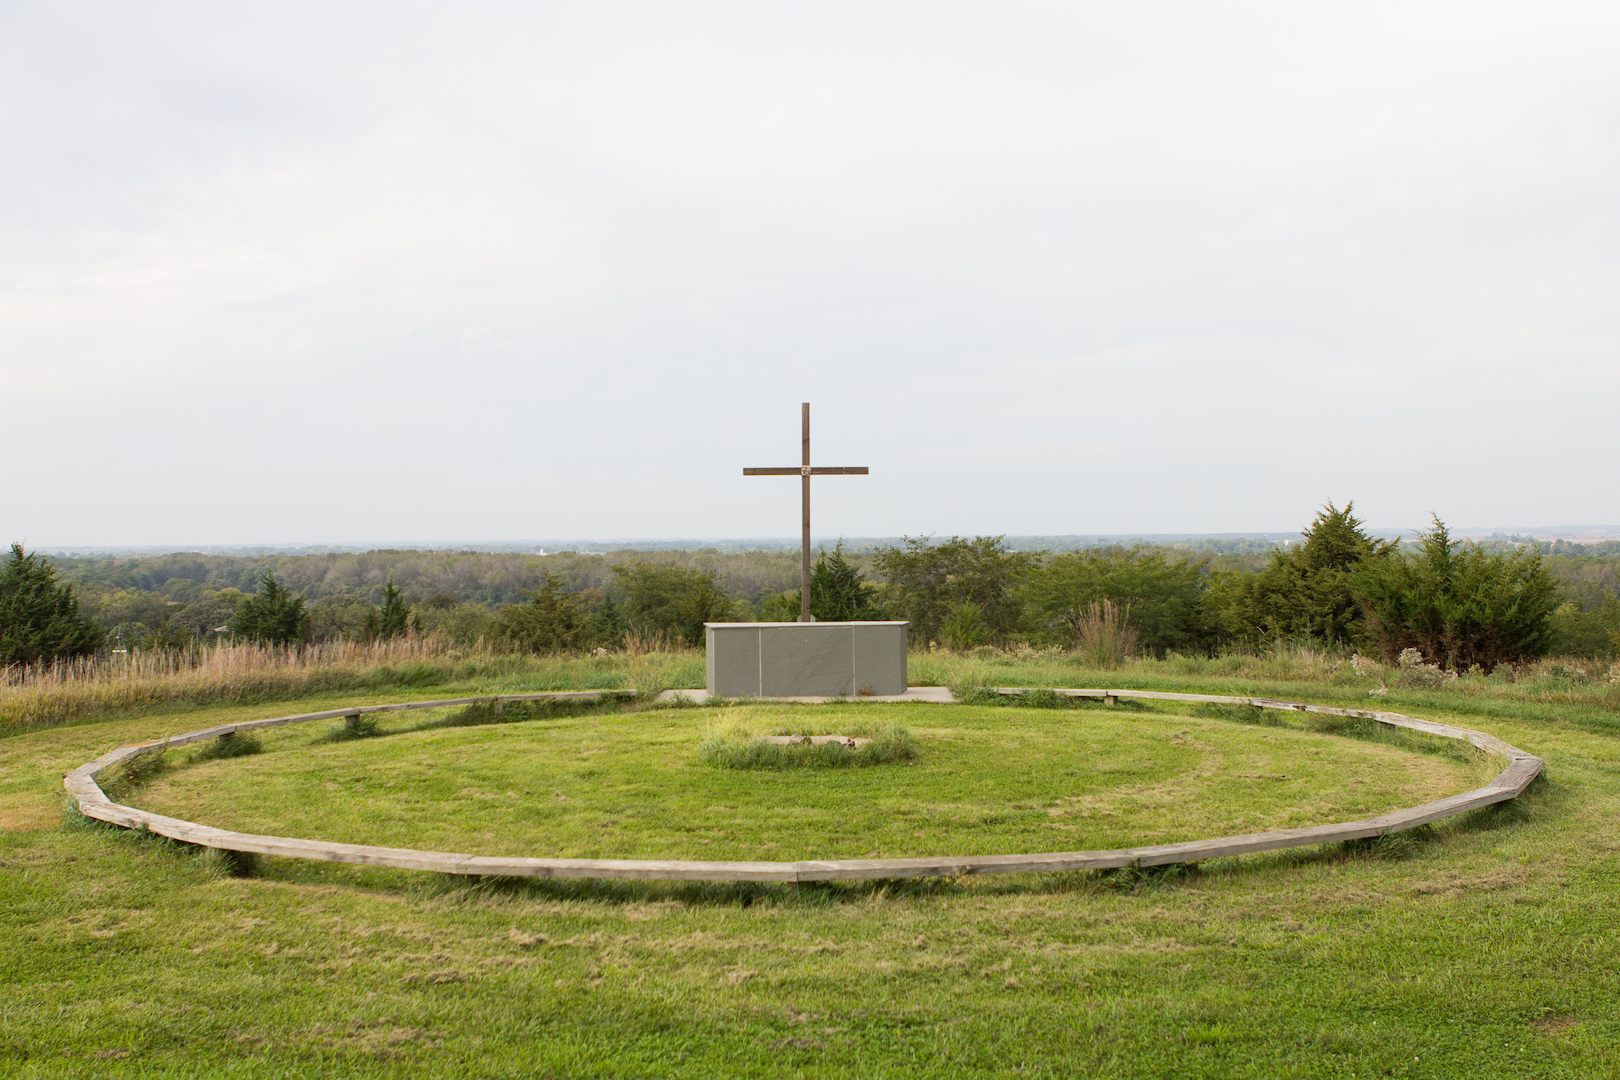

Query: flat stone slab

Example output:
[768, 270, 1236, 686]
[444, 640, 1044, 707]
[757, 734, 870, 748]
[656, 687, 953, 705]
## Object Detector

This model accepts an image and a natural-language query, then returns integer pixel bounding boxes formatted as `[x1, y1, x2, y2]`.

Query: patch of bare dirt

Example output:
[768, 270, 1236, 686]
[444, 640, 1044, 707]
[1533, 1016, 1580, 1036]
[1406, 870, 1525, 897]
[0, 804, 59, 831]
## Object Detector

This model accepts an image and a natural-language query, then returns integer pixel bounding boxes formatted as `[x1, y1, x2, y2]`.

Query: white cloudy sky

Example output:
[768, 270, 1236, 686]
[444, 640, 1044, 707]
[4, 2, 1617, 547]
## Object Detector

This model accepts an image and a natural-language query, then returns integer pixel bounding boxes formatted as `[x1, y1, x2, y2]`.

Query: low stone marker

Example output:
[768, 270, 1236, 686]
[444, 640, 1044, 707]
[704, 621, 909, 697]
[757, 734, 870, 748]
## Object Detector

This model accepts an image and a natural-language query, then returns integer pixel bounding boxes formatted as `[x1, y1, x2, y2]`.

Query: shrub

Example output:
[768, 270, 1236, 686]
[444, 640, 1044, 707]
[1210, 502, 1393, 649]
[1025, 548, 1216, 656]
[1395, 648, 1452, 687]
[761, 543, 888, 624]
[229, 573, 309, 646]
[613, 563, 734, 646]
[192, 731, 262, 761]
[872, 535, 1037, 645]
[810, 542, 886, 621]
[325, 714, 383, 741]
[413, 601, 496, 647]
[1548, 595, 1620, 659]
[758, 591, 802, 622]
[495, 570, 590, 654]
[1355, 517, 1561, 671]
[0, 544, 104, 665]
[591, 592, 629, 645]
[941, 601, 991, 651]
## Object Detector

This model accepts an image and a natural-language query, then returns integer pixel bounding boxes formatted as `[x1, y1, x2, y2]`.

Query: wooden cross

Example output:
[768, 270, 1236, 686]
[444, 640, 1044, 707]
[744, 403, 869, 623]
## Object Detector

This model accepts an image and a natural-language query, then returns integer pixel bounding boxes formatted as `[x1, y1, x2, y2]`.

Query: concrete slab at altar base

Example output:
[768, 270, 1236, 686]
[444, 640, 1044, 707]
[704, 621, 908, 698]
[658, 686, 950, 705]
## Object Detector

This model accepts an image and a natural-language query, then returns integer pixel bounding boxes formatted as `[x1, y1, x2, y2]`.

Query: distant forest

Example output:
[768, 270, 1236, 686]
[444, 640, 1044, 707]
[36, 526, 1620, 662]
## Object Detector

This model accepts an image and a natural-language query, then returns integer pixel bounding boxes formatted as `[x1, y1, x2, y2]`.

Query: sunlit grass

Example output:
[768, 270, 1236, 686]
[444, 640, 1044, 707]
[127, 702, 1489, 863]
[3, 657, 1616, 1076]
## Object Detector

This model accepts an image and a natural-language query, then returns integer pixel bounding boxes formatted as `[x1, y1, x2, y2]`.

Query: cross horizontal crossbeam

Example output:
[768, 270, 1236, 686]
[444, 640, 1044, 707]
[743, 467, 869, 476]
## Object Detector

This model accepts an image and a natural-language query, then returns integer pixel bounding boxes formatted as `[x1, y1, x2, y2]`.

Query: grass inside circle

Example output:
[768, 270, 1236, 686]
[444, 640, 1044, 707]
[699, 723, 918, 769]
[131, 702, 1494, 864]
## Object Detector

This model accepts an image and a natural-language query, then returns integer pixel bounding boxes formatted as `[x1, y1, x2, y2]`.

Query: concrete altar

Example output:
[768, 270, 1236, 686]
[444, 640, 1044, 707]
[704, 621, 909, 698]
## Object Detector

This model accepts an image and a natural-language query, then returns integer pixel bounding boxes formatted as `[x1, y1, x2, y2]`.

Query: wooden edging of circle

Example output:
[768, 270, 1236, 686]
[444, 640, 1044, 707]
[63, 688, 1544, 884]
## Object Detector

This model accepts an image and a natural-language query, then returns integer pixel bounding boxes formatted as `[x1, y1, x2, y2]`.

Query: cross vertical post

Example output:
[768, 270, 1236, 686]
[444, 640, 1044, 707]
[801, 403, 811, 624]
[744, 403, 869, 623]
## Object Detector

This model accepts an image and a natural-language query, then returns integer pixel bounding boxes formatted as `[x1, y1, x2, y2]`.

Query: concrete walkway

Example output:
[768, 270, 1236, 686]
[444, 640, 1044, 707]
[654, 686, 955, 705]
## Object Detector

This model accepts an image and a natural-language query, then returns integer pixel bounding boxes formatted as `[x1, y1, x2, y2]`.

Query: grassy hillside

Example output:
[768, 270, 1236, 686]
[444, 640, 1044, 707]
[2, 653, 1616, 1076]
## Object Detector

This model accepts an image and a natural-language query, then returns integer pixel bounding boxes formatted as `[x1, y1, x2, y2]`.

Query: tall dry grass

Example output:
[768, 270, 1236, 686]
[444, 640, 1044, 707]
[620, 629, 675, 657]
[1, 634, 461, 731]
[1073, 600, 1139, 669]
[911, 639, 1620, 720]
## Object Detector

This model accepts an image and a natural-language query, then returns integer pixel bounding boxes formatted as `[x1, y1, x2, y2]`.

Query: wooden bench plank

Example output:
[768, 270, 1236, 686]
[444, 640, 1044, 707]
[1112, 690, 1254, 705]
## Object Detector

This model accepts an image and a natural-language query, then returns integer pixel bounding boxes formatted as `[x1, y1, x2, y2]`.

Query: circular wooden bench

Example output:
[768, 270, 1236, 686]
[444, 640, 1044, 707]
[63, 688, 1542, 883]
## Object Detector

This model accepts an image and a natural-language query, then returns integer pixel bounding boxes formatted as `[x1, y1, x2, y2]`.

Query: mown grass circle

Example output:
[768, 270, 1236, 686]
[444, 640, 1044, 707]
[65, 689, 1542, 883]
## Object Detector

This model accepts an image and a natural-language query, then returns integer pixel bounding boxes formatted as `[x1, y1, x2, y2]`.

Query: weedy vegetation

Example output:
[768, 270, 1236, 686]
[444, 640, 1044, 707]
[699, 722, 919, 770]
[188, 730, 261, 761]
[323, 713, 385, 742]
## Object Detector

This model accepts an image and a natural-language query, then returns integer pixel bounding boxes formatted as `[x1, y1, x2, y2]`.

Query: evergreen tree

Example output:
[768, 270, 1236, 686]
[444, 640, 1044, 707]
[496, 570, 590, 653]
[364, 579, 413, 641]
[591, 591, 629, 646]
[1354, 516, 1561, 670]
[1213, 502, 1392, 647]
[672, 574, 735, 645]
[809, 542, 885, 621]
[229, 573, 310, 646]
[144, 617, 195, 653]
[0, 543, 104, 664]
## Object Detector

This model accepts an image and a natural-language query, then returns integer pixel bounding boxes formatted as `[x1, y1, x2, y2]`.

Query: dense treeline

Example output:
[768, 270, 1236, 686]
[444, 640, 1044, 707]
[11, 509, 1618, 667]
[41, 548, 810, 652]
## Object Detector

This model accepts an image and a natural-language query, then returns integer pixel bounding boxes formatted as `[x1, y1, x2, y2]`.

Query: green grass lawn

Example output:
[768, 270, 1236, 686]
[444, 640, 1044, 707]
[3, 666, 1617, 1077]
[132, 702, 1490, 864]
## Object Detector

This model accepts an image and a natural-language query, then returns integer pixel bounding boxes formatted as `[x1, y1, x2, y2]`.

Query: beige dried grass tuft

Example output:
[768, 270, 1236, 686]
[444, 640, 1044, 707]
[1, 633, 456, 730]
[1073, 600, 1139, 669]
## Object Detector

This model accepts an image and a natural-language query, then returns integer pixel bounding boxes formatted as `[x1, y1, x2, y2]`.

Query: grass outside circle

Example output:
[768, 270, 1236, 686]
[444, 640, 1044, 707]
[132, 701, 1494, 865]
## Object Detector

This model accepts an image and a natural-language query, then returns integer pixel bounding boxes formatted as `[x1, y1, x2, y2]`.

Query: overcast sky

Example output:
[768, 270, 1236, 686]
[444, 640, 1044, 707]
[4, 2, 1617, 548]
